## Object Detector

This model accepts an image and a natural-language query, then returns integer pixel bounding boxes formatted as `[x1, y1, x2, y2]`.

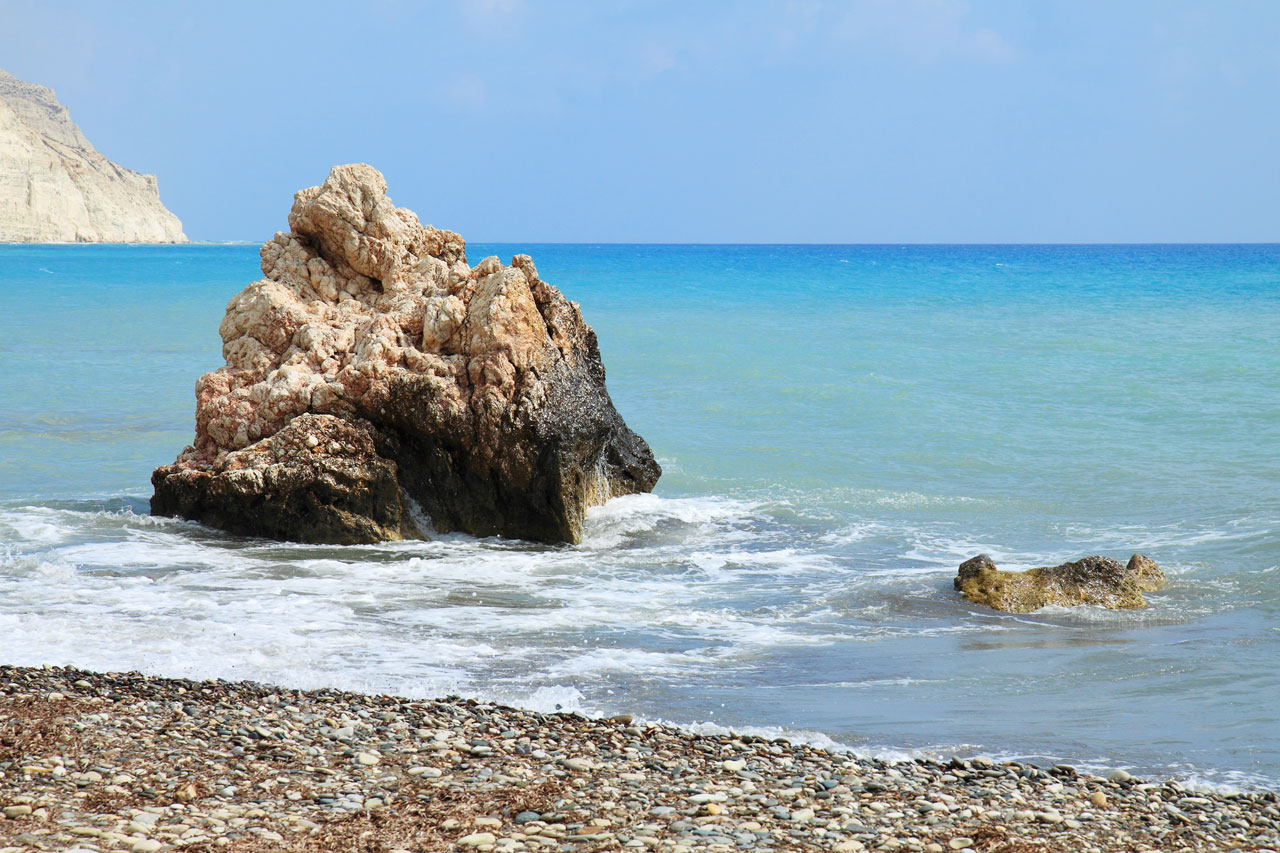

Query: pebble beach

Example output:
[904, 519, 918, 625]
[5, 6, 1280, 852]
[1, 666, 1276, 853]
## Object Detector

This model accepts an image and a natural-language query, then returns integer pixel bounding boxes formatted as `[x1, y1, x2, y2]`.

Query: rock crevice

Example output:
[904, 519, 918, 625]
[152, 164, 659, 544]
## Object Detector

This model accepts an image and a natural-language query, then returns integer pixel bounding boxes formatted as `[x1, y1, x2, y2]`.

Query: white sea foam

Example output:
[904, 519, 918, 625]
[1, 492, 1277, 790]
[1175, 773, 1264, 796]
[1056, 520, 1274, 551]
[0, 508, 74, 545]
[818, 520, 900, 545]
[545, 648, 705, 679]
[809, 678, 945, 689]
[647, 719, 989, 768]
[579, 493, 759, 549]
[505, 685, 591, 715]
[899, 534, 1049, 570]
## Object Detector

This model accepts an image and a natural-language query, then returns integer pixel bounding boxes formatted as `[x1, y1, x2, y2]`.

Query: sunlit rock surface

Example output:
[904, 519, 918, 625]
[152, 164, 659, 544]
[955, 553, 1165, 612]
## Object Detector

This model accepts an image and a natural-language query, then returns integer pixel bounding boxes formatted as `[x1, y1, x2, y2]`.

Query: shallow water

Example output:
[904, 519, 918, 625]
[1, 243, 1277, 789]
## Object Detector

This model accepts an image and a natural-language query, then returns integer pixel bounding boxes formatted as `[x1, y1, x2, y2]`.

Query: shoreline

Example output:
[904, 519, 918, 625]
[1, 666, 1276, 852]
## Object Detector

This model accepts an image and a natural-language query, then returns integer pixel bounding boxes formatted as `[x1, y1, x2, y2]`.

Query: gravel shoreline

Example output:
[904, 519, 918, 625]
[1, 665, 1275, 852]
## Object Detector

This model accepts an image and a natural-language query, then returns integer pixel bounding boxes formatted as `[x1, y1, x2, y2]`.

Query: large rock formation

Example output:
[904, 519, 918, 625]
[955, 553, 1165, 612]
[152, 164, 659, 544]
[0, 69, 186, 243]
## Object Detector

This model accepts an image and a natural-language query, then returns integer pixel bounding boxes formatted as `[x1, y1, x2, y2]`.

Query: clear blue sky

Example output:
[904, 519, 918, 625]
[2, 1, 1277, 243]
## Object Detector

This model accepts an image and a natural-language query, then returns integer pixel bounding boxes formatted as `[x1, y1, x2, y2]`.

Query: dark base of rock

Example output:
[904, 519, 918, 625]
[366, 359, 661, 545]
[955, 553, 1166, 612]
[151, 415, 415, 545]
[151, 405, 659, 546]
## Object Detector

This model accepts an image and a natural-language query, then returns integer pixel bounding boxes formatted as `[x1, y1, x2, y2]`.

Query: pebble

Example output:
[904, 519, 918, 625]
[459, 831, 497, 846]
[0, 663, 1275, 853]
[407, 765, 442, 777]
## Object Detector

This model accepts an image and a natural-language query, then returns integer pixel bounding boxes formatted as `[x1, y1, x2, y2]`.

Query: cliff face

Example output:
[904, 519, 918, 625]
[0, 69, 186, 243]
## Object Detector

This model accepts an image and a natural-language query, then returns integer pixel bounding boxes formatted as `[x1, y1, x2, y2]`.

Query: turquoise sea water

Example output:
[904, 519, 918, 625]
[1, 243, 1277, 789]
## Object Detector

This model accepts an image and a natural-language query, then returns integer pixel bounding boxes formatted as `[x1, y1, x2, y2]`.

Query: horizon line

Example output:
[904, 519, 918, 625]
[111, 239, 1280, 248]
[6, 240, 1278, 248]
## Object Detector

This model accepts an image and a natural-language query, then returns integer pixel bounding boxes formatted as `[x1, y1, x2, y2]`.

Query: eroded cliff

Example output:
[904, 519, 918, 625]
[0, 69, 186, 243]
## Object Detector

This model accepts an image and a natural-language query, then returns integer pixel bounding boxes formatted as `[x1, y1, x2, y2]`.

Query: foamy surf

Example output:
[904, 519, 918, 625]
[1, 487, 1276, 790]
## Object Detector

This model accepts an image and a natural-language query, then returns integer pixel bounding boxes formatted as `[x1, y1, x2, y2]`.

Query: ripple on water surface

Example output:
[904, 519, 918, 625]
[1, 491, 1277, 790]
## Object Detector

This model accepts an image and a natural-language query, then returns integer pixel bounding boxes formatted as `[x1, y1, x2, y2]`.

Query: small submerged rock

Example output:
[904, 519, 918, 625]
[955, 553, 1165, 612]
[152, 164, 659, 544]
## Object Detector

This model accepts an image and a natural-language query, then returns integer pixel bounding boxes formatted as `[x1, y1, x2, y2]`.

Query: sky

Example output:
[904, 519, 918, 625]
[1, 0, 1277, 243]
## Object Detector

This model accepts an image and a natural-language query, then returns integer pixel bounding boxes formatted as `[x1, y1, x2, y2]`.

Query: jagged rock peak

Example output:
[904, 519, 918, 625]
[0, 67, 186, 243]
[152, 164, 660, 544]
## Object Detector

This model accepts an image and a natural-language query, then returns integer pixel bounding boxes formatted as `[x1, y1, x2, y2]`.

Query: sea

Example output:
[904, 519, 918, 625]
[1, 243, 1277, 791]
